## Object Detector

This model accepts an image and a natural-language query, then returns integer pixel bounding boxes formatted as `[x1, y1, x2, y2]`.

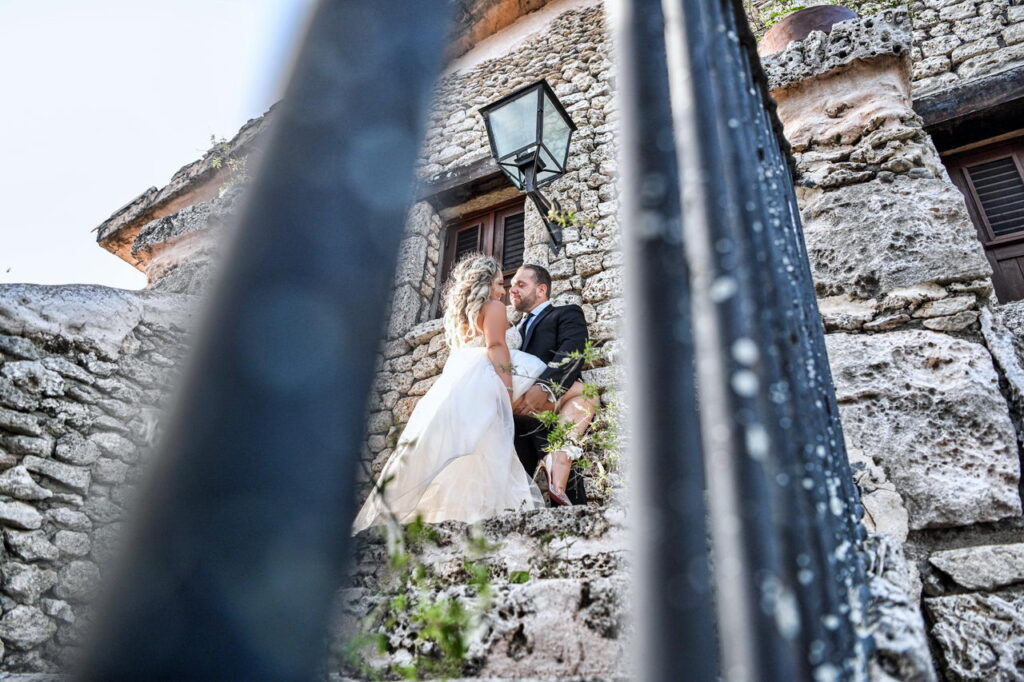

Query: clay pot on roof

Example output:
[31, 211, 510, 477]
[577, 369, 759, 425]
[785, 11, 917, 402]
[757, 5, 858, 57]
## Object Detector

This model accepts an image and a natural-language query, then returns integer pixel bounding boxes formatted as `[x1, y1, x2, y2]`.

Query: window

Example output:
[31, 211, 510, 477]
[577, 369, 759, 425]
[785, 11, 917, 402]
[440, 199, 526, 303]
[945, 138, 1024, 302]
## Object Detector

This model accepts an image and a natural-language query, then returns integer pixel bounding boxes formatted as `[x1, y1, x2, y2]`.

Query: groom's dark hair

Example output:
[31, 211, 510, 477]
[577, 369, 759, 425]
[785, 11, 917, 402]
[522, 264, 552, 299]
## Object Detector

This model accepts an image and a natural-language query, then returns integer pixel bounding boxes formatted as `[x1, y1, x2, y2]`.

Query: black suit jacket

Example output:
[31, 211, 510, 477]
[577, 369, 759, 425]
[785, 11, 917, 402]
[520, 303, 588, 393]
[513, 303, 589, 504]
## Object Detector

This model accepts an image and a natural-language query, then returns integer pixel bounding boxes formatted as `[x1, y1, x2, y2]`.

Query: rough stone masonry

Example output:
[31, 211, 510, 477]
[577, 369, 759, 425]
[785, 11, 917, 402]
[765, 11, 1024, 681]
[3, 0, 1024, 678]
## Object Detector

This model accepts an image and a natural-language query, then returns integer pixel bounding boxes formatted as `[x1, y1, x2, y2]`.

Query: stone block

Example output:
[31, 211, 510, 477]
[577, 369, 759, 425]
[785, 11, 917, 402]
[951, 14, 1006, 41]
[922, 311, 979, 330]
[92, 458, 129, 485]
[802, 177, 991, 298]
[913, 294, 976, 317]
[913, 55, 952, 79]
[366, 411, 392, 435]
[385, 285, 422, 340]
[582, 268, 622, 304]
[0, 361, 64, 397]
[0, 378, 37, 412]
[0, 605, 56, 650]
[862, 533, 936, 680]
[87, 432, 135, 463]
[929, 543, 1024, 590]
[46, 507, 92, 531]
[913, 71, 960, 96]
[0, 500, 43, 530]
[40, 598, 75, 624]
[848, 449, 910, 541]
[402, 318, 443, 347]
[818, 295, 878, 330]
[0, 334, 42, 360]
[956, 43, 1024, 80]
[1003, 22, 1024, 46]
[3, 435, 53, 458]
[54, 560, 100, 602]
[926, 592, 1024, 681]
[55, 432, 101, 466]
[22, 456, 91, 494]
[3, 562, 57, 605]
[4, 530, 59, 562]
[879, 282, 948, 310]
[939, 0, 977, 20]
[54, 530, 91, 558]
[863, 313, 911, 331]
[392, 397, 419, 424]
[951, 36, 999, 64]
[0, 407, 41, 437]
[393, 233, 428, 288]
[921, 33, 962, 57]
[827, 331, 1021, 529]
[0, 466, 53, 501]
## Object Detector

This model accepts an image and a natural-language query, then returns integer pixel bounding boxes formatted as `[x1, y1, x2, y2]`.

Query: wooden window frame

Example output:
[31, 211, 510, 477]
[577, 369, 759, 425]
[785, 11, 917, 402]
[944, 136, 1024, 302]
[439, 197, 527, 293]
[945, 139, 1024, 248]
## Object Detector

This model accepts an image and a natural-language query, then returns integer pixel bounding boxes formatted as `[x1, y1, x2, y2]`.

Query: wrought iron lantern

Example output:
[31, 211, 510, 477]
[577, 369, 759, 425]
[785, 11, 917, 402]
[479, 79, 577, 252]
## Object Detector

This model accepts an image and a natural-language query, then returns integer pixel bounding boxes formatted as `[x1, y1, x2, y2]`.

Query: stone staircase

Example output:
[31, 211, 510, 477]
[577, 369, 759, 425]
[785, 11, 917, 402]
[330, 504, 630, 681]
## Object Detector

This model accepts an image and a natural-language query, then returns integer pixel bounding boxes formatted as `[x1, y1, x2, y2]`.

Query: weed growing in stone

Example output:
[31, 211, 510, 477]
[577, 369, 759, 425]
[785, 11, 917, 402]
[208, 135, 251, 196]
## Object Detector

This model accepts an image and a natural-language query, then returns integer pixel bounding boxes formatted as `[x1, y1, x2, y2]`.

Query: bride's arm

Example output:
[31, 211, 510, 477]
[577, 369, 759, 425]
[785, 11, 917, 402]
[481, 299, 514, 402]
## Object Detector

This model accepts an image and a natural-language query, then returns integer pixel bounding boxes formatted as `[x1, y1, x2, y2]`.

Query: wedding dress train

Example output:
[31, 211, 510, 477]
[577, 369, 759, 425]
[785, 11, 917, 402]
[352, 327, 546, 533]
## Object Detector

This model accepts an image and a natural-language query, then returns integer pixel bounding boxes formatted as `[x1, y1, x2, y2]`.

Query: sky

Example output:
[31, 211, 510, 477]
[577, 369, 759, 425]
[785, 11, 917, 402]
[0, 0, 315, 289]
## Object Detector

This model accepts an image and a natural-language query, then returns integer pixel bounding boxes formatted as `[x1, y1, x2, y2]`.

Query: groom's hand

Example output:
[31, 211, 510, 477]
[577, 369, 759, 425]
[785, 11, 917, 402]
[513, 384, 555, 416]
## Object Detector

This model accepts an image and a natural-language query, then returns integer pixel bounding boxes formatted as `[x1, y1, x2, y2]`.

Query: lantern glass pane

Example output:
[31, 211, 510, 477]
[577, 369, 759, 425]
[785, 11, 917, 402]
[541, 91, 572, 171]
[499, 161, 525, 190]
[487, 89, 539, 159]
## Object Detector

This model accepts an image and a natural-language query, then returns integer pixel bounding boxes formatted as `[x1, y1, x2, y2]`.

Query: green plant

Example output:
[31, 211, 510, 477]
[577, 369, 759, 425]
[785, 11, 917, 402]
[547, 207, 597, 231]
[208, 135, 251, 196]
[516, 340, 623, 499]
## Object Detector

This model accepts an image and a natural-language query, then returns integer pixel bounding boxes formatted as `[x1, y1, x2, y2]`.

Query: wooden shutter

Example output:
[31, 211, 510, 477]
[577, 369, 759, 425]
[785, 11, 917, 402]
[964, 157, 1024, 238]
[455, 225, 480, 260]
[946, 138, 1024, 302]
[437, 199, 526, 314]
[501, 213, 526, 271]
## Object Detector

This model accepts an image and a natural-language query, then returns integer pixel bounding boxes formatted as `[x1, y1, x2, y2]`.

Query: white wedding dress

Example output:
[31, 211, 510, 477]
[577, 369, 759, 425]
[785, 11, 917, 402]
[352, 326, 546, 533]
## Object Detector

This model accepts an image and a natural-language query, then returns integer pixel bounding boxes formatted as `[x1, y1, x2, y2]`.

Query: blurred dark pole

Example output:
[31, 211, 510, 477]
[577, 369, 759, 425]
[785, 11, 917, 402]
[76, 1, 449, 679]
[614, 0, 719, 680]
[661, 0, 872, 677]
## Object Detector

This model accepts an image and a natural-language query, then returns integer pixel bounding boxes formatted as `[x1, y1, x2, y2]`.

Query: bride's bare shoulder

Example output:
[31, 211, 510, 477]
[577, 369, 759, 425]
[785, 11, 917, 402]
[479, 299, 510, 329]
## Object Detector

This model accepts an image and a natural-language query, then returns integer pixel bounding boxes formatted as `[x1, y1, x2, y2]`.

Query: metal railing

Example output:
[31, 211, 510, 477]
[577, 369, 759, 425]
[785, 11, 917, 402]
[619, 0, 872, 679]
[77, 0, 870, 679]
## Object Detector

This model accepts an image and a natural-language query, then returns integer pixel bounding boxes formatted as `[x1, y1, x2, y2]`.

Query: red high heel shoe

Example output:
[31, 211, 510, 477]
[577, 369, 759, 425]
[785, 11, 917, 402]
[535, 453, 572, 507]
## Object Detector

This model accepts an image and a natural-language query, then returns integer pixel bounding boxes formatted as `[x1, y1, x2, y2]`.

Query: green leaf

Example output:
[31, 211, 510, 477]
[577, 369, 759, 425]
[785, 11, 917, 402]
[509, 570, 531, 584]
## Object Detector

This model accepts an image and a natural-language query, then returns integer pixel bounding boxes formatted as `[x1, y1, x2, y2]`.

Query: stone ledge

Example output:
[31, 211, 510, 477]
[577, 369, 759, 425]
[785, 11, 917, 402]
[93, 108, 272, 267]
[0, 284, 194, 360]
[763, 10, 913, 92]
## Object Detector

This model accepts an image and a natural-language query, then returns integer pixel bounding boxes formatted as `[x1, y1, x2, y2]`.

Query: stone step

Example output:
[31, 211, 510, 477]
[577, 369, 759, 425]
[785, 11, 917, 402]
[330, 576, 628, 680]
[349, 504, 628, 590]
[329, 671, 630, 675]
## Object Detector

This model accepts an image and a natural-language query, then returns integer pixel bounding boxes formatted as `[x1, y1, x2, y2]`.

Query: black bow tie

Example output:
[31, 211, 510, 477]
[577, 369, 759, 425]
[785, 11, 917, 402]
[520, 312, 533, 328]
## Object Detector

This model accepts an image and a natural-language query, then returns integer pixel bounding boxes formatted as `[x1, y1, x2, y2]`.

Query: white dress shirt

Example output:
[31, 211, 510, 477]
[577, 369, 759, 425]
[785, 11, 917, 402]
[519, 300, 552, 339]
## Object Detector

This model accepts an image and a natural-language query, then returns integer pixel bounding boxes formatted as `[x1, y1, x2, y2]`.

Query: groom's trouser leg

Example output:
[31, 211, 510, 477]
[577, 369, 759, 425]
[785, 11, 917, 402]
[513, 415, 541, 476]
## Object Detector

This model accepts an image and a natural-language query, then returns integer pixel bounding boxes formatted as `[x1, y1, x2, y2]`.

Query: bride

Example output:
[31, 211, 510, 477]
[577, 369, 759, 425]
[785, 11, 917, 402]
[352, 254, 548, 532]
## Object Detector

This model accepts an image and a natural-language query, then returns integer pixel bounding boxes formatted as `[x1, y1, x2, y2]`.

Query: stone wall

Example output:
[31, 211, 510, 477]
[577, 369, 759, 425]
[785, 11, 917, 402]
[0, 285, 193, 671]
[910, 0, 1024, 97]
[766, 13, 1024, 680]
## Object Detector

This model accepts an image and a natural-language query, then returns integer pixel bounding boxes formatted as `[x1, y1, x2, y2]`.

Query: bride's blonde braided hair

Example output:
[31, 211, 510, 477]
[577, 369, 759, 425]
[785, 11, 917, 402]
[443, 254, 501, 348]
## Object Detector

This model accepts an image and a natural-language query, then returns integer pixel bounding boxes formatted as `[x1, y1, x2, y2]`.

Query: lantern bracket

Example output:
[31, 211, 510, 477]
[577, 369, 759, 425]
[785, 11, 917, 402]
[516, 150, 563, 254]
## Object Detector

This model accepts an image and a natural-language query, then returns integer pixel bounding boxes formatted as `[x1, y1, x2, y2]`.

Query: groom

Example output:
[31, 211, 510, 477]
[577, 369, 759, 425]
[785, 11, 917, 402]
[509, 264, 589, 505]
